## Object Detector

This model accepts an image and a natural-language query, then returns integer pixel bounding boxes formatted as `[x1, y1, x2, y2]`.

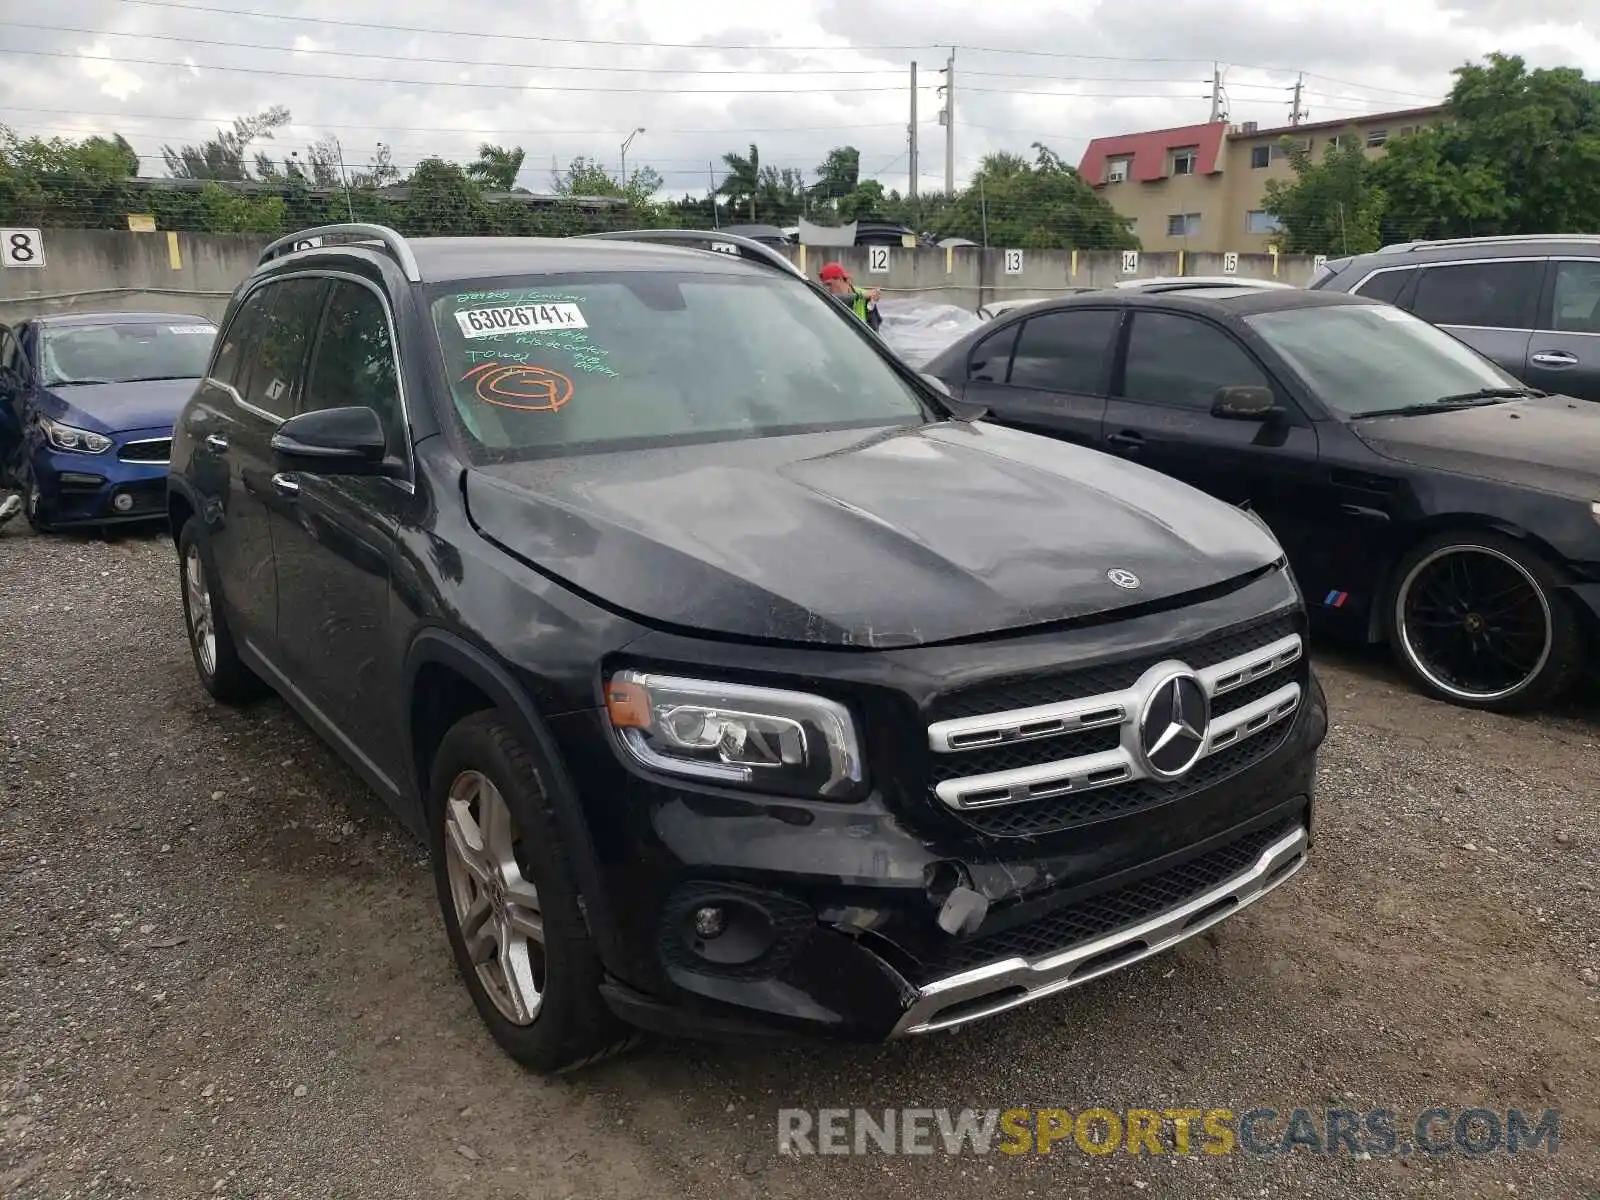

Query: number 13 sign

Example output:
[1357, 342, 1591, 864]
[1, 228, 45, 267]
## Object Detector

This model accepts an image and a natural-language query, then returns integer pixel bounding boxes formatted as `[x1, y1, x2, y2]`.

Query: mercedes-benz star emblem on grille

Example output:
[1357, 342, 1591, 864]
[1138, 670, 1210, 779]
[1106, 568, 1141, 590]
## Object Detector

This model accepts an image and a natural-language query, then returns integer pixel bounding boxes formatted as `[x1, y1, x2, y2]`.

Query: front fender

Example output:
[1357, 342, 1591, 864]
[402, 627, 628, 979]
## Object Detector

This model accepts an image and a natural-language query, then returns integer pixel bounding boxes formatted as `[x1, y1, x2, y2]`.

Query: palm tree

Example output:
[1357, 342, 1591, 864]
[719, 143, 761, 220]
[467, 143, 526, 192]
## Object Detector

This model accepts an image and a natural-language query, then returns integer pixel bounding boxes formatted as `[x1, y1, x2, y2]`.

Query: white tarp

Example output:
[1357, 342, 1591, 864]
[875, 298, 984, 367]
[797, 217, 858, 247]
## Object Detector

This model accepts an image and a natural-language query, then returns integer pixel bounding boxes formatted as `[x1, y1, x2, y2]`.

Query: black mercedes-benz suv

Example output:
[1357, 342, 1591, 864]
[167, 224, 1328, 1072]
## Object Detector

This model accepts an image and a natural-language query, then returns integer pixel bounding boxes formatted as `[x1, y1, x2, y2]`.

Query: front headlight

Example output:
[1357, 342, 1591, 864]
[40, 416, 112, 455]
[605, 670, 864, 799]
[1591, 501, 1600, 529]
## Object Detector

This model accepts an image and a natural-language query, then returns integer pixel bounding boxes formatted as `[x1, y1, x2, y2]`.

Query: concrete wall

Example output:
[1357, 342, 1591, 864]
[1, 228, 1323, 325]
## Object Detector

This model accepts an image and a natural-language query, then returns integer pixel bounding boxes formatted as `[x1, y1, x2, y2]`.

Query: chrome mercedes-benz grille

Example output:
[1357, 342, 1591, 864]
[925, 613, 1305, 838]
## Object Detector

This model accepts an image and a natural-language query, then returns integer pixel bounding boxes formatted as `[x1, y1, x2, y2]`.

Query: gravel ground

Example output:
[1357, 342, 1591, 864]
[1, 522, 1597, 1200]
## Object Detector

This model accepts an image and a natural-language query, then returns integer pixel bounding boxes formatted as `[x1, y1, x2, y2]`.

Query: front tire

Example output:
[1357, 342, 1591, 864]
[176, 516, 264, 704]
[1387, 529, 1582, 712]
[429, 712, 637, 1073]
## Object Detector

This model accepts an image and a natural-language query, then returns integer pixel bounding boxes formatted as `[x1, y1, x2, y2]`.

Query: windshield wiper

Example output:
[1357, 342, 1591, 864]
[121, 375, 197, 383]
[47, 377, 115, 386]
[1358, 389, 1539, 419]
[1433, 386, 1544, 404]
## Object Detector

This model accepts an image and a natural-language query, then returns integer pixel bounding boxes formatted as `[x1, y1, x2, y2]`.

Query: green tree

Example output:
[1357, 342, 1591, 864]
[466, 143, 526, 192]
[931, 144, 1135, 249]
[552, 155, 662, 206]
[718, 144, 761, 219]
[1262, 131, 1387, 255]
[1372, 53, 1600, 240]
[161, 106, 290, 180]
[398, 157, 486, 235]
[812, 146, 860, 202]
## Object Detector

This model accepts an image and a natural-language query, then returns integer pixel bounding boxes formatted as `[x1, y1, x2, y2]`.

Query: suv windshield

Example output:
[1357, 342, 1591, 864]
[1245, 303, 1521, 418]
[40, 321, 216, 386]
[428, 271, 930, 460]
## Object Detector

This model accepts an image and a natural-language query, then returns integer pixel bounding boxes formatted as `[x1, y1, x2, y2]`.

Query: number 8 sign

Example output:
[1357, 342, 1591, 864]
[1, 228, 45, 268]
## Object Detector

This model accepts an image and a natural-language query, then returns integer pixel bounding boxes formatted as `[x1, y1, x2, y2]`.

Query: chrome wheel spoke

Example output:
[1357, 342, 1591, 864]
[497, 927, 542, 1023]
[444, 800, 493, 889]
[505, 902, 544, 944]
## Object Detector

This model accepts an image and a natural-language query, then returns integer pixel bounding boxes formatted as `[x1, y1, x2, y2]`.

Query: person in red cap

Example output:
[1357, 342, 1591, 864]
[818, 262, 882, 331]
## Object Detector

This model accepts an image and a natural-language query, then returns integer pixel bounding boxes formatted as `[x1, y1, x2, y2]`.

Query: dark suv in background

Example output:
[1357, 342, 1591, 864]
[1311, 234, 1600, 402]
[167, 224, 1327, 1072]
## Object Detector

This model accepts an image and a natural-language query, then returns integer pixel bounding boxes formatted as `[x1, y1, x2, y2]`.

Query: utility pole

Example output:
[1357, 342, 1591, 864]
[908, 61, 919, 202]
[939, 48, 955, 194]
[709, 161, 719, 228]
[1208, 63, 1223, 122]
[334, 137, 354, 221]
[620, 127, 645, 187]
[1290, 73, 1307, 126]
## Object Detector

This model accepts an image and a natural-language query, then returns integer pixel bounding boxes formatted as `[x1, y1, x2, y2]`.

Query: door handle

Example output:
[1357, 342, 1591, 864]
[270, 472, 301, 497]
[1107, 430, 1145, 451]
[205, 433, 229, 452]
[1530, 351, 1578, 367]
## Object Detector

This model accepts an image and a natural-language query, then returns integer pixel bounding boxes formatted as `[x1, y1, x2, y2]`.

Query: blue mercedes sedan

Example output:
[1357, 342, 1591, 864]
[0, 312, 216, 532]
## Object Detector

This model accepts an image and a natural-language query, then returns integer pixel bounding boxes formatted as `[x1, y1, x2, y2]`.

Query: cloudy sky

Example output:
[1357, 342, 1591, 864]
[1, 0, 1596, 196]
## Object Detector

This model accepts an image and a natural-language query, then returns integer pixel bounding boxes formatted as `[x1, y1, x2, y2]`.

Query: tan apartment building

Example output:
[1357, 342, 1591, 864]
[1078, 105, 1444, 254]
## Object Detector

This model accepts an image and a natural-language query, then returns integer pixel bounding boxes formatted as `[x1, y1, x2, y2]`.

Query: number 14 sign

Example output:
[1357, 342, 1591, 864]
[1, 228, 45, 267]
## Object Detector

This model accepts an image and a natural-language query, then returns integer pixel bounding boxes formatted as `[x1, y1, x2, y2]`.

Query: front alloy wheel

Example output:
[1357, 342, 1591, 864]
[1391, 532, 1581, 712]
[442, 769, 547, 1026]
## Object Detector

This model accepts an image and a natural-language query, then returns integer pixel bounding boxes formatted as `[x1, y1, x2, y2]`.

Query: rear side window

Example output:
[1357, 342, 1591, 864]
[1008, 310, 1120, 393]
[305, 281, 403, 446]
[1549, 260, 1600, 332]
[239, 278, 327, 420]
[1121, 312, 1271, 410]
[1352, 267, 1414, 305]
[1411, 261, 1539, 330]
[967, 324, 1017, 382]
[210, 292, 271, 392]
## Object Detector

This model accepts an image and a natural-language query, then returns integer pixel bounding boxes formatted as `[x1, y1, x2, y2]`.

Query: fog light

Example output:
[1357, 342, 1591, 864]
[692, 905, 727, 939]
[112, 492, 135, 513]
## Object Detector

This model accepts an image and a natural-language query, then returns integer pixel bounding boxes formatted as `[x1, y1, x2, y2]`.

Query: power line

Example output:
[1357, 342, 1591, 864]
[0, 105, 908, 136]
[0, 21, 919, 76]
[98, 0, 1452, 100]
[0, 47, 930, 92]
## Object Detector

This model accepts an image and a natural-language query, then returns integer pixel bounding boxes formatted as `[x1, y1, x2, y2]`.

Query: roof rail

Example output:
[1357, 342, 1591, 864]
[257, 223, 421, 282]
[1382, 233, 1600, 253]
[572, 229, 805, 278]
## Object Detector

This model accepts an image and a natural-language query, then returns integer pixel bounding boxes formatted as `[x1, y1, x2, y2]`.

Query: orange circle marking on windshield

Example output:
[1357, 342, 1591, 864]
[461, 362, 575, 412]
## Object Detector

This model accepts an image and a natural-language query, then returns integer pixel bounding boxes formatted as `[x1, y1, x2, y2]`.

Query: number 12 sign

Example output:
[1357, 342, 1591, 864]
[867, 246, 891, 273]
[1, 228, 45, 267]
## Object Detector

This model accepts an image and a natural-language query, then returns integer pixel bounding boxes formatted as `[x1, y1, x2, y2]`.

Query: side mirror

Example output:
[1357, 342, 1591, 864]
[271, 405, 387, 465]
[1211, 385, 1283, 421]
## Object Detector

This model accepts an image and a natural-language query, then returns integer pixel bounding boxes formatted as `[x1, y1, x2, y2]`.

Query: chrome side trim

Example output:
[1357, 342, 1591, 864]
[928, 633, 1302, 811]
[891, 824, 1309, 1036]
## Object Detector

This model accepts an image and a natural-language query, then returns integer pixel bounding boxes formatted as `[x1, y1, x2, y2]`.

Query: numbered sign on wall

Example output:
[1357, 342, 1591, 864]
[868, 245, 891, 273]
[1222, 251, 1239, 275]
[1120, 250, 1139, 275]
[1003, 249, 1024, 275]
[1313, 254, 1329, 272]
[0, 228, 45, 268]
[291, 236, 324, 252]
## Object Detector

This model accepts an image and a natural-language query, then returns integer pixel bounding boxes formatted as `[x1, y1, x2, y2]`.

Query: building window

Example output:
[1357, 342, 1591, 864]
[1106, 156, 1131, 184]
[1171, 146, 1199, 176]
[1166, 213, 1202, 238]
[1367, 129, 1389, 147]
[1270, 138, 1311, 161]
[1327, 135, 1346, 150]
[1399, 125, 1417, 137]
[1246, 210, 1283, 234]
[1250, 145, 1271, 169]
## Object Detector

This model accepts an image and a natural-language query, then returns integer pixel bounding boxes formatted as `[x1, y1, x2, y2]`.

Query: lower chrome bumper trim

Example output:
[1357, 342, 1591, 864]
[891, 823, 1309, 1036]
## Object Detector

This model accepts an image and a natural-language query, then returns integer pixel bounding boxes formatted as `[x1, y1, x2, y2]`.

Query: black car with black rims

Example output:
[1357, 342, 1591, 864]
[923, 285, 1600, 712]
[166, 224, 1326, 1072]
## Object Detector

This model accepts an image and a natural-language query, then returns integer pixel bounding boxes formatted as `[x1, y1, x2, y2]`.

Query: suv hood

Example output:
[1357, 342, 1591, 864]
[40, 378, 199, 434]
[464, 421, 1283, 648]
[1351, 394, 1600, 498]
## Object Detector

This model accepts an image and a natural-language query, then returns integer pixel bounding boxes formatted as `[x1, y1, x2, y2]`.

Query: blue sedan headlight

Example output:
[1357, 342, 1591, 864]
[39, 416, 113, 455]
